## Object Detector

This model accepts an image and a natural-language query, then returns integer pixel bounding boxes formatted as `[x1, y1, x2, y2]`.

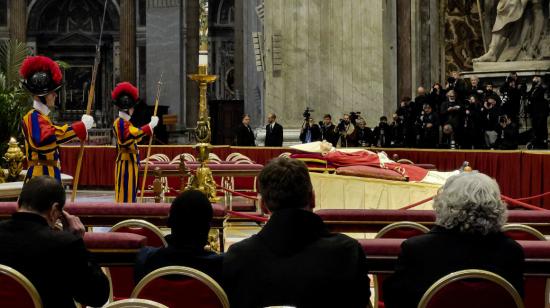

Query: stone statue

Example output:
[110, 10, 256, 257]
[474, 0, 549, 62]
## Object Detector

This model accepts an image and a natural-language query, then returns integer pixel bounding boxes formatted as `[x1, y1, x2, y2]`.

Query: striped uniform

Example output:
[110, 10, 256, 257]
[21, 109, 87, 182]
[113, 117, 152, 203]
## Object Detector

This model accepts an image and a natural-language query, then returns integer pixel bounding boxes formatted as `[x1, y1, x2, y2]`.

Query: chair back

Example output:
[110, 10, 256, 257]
[0, 264, 42, 308]
[374, 221, 429, 308]
[418, 269, 524, 308]
[502, 223, 546, 241]
[109, 220, 167, 300]
[104, 298, 168, 308]
[375, 221, 430, 239]
[502, 223, 548, 308]
[132, 266, 229, 308]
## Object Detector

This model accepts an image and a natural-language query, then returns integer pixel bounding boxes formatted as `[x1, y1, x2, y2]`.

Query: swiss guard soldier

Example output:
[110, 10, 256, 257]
[20, 56, 94, 183]
[112, 82, 158, 203]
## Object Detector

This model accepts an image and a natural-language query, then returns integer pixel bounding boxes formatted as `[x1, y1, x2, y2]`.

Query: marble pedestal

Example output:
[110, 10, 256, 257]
[462, 60, 550, 88]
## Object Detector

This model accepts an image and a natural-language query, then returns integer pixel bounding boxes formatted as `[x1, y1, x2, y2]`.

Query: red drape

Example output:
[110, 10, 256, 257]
[59, 146, 550, 208]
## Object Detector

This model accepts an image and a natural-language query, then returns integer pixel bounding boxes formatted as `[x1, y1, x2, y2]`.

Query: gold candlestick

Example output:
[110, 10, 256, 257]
[185, 64, 219, 202]
[3, 137, 24, 182]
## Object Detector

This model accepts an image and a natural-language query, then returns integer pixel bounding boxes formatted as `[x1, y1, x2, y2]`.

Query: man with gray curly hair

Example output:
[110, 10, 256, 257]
[383, 172, 524, 308]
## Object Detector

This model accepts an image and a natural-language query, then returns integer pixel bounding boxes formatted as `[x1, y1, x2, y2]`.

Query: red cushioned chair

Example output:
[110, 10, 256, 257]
[104, 298, 168, 308]
[0, 264, 42, 308]
[109, 220, 168, 300]
[417, 269, 524, 308]
[502, 224, 547, 308]
[374, 221, 430, 308]
[131, 266, 229, 308]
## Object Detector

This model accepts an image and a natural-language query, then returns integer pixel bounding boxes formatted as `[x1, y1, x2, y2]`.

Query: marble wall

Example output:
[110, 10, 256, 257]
[444, 0, 484, 73]
[263, 0, 395, 128]
[146, 0, 185, 125]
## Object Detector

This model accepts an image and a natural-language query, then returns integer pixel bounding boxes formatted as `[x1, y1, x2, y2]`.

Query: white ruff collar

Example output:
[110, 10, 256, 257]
[118, 111, 131, 121]
[33, 100, 50, 116]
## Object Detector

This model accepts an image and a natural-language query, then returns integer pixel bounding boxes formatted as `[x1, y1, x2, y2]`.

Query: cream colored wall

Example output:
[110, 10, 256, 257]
[264, 0, 395, 128]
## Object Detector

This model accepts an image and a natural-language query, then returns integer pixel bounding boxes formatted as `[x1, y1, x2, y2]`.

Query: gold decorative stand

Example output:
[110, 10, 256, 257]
[185, 65, 219, 202]
[3, 137, 24, 182]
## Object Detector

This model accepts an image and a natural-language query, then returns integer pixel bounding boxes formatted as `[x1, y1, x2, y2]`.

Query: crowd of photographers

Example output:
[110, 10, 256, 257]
[299, 72, 549, 150]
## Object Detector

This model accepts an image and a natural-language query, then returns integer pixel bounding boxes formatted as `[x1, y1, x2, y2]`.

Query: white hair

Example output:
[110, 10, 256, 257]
[433, 172, 507, 235]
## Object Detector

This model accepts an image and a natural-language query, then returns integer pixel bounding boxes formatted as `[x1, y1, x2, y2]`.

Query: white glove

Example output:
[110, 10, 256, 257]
[81, 114, 94, 130]
[149, 116, 159, 130]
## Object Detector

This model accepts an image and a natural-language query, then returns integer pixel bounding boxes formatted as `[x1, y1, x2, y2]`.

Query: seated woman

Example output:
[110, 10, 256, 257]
[383, 172, 524, 308]
[134, 190, 223, 283]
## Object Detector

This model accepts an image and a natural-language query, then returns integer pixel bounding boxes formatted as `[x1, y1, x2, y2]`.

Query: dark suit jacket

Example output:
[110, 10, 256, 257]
[223, 208, 370, 308]
[134, 235, 224, 284]
[383, 226, 524, 308]
[0, 213, 109, 308]
[299, 124, 322, 143]
[234, 124, 255, 146]
[265, 122, 284, 146]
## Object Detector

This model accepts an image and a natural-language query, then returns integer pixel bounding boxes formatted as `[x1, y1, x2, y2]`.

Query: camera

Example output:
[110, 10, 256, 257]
[447, 76, 456, 84]
[303, 107, 314, 120]
[349, 111, 361, 125]
[499, 115, 508, 124]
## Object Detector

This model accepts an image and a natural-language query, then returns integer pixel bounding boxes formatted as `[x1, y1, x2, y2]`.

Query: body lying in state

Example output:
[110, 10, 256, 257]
[290, 141, 459, 185]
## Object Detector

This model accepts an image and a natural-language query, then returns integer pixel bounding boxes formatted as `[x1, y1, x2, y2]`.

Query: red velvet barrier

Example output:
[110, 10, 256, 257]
[381, 149, 523, 199]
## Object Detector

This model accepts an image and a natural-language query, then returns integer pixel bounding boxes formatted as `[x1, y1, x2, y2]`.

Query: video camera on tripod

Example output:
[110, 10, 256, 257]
[303, 107, 314, 120]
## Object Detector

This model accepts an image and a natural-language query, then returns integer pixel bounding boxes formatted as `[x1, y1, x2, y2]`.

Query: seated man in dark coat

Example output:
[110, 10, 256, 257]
[223, 158, 371, 308]
[383, 172, 524, 308]
[135, 190, 223, 283]
[0, 176, 109, 308]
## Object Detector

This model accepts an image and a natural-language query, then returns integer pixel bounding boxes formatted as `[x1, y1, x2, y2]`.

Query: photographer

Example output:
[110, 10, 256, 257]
[480, 97, 501, 148]
[418, 103, 439, 148]
[462, 95, 484, 149]
[527, 76, 549, 149]
[397, 97, 416, 147]
[350, 118, 374, 147]
[467, 76, 484, 101]
[445, 71, 467, 102]
[334, 114, 355, 147]
[500, 75, 521, 124]
[440, 90, 464, 147]
[493, 114, 519, 150]
[300, 117, 322, 144]
[373, 116, 392, 147]
[319, 114, 338, 146]
[428, 82, 446, 113]
[390, 113, 405, 147]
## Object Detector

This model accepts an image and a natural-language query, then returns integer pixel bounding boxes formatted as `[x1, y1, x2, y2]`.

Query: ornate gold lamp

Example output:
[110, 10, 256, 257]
[3, 137, 24, 182]
[185, 65, 219, 202]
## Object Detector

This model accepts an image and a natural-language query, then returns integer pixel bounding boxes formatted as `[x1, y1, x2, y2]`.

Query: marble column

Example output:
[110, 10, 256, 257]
[397, 0, 412, 99]
[120, 0, 136, 84]
[185, 0, 200, 127]
[234, 0, 244, 99]
[264, 0, 395, 129]
[242, 0, 264, 127]
[9, 0, 26, 43]
[146, 0, 185, 126]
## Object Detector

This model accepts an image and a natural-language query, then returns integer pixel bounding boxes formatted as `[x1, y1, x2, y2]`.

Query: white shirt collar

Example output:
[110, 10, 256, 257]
[33, 100, 50, 116]
[118, 111, 131, 121]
